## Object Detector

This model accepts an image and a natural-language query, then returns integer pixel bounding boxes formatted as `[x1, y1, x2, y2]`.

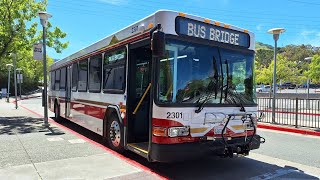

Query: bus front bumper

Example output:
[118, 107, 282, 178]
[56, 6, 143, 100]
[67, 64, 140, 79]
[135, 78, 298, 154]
[150, 135, 262, 162]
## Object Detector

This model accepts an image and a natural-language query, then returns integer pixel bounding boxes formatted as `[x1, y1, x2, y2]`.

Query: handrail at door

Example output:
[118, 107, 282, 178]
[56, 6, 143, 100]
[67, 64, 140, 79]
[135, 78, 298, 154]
[133, 83, 151, 115]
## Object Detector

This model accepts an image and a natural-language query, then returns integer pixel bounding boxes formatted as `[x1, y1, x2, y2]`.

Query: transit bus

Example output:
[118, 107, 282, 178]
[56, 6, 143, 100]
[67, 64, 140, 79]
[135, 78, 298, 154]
[48, 10, 264, 162]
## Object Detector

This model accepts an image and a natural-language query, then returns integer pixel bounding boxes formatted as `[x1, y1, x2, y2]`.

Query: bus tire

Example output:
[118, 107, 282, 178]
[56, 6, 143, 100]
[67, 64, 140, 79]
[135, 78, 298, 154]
[106, 114, 124, 153]
[54, 101, 62, 122]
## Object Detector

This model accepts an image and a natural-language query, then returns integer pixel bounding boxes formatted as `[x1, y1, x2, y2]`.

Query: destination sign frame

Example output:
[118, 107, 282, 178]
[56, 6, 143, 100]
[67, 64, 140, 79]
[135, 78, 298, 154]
[175, 17, 250, 48]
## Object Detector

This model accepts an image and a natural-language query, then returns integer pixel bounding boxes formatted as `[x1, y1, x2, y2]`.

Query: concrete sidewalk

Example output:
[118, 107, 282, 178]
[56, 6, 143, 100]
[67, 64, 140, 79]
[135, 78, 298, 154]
[0, 98, 163, 180]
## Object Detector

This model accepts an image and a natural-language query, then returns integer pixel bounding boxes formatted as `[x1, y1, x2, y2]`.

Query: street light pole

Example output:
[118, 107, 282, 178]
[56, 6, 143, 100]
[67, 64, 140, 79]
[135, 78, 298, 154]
[13, 53, 18, 109]
[38, 11, 52, 127]
[6, 64, 13, 103]
[268, 28, 285, 124]
[17, 68, 22, 99]
[305, 57, 312, 109]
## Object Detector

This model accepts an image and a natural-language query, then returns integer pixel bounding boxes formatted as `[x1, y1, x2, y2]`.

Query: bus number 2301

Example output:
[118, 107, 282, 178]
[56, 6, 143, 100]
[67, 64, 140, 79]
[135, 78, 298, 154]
[167, 112, 183, 119]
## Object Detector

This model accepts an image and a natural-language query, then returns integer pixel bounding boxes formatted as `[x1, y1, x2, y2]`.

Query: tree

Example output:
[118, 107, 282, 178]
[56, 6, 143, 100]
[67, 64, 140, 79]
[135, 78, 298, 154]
[255, 49, 274, 68]
[307, 55, 320, 83]
[0, 0, 68, 93]
[255, 54, 300, 85]
[0, 0, 68, 58]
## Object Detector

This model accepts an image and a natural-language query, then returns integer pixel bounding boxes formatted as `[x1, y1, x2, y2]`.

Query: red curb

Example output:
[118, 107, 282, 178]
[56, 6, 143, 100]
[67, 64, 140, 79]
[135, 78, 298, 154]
[18, 103, 168, 180]
[258, 123, 320, 137]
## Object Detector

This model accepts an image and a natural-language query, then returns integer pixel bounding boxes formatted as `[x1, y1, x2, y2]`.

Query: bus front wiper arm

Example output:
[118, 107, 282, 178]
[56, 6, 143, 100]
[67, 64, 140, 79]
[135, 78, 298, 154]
[195, 56, 219, 113]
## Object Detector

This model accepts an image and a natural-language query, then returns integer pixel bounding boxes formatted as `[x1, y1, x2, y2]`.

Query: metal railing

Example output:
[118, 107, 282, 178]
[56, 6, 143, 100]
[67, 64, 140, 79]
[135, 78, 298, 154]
[257, 97, 320, 129]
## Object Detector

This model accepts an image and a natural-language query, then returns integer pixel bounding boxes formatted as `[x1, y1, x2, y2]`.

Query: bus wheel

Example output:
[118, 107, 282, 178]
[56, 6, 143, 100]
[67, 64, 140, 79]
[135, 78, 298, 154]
[54, 102, 62, 122]
[107, 114, 124, 153]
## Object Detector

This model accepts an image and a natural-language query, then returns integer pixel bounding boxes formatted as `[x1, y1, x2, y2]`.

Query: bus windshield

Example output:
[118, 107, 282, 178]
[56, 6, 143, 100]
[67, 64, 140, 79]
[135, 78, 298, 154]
[157, 39, 256, 105]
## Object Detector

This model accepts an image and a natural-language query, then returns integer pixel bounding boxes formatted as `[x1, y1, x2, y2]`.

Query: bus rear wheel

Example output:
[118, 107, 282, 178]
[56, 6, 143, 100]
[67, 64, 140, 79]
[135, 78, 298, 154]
[107, 114, 124, 153]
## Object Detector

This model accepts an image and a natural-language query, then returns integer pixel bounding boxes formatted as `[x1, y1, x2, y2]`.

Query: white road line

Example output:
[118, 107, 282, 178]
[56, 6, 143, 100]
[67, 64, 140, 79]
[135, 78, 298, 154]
[68, 139, 86, 144]
[47, 137, 64, 141]
[249, 153, 320, 179]
[249, 169, 299, 180]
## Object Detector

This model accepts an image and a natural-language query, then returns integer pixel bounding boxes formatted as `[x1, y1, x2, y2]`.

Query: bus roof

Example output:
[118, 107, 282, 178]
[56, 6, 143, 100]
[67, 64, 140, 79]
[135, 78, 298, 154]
[51, 10, 254, 70]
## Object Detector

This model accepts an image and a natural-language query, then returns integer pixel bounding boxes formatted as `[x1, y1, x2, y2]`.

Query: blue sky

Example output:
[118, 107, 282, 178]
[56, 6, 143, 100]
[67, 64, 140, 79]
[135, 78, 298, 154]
[45, 0, 320, 59]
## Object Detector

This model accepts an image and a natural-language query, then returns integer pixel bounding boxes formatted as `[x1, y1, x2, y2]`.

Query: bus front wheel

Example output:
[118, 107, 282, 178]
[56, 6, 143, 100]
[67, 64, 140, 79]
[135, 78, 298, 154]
[106, 114, 124, 153]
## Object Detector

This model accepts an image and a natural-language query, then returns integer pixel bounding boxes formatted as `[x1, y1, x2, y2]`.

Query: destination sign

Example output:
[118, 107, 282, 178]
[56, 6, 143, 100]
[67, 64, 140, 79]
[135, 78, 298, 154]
[175, 17, 250, 48]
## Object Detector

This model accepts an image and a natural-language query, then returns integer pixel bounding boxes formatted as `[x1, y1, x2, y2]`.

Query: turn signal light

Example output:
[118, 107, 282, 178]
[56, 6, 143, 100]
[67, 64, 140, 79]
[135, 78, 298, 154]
[153, 127, 167, 137]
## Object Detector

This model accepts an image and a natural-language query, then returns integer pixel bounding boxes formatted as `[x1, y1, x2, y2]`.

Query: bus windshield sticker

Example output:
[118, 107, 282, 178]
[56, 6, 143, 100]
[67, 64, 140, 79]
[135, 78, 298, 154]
[175, 17, 250, 48]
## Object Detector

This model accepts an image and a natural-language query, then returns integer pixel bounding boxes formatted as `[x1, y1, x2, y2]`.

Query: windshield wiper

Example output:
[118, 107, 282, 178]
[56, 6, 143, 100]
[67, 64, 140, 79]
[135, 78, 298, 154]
[223, 59, 246, 112]
[195, 57, 219, 113]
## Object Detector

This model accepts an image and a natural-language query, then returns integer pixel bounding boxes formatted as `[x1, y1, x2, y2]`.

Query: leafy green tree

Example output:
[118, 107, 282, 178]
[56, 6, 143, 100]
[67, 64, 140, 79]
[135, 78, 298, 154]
[0, 0, 68, 57]
[255, 54, 300, 85]
[255, 49, 274, 68]
[306, 55, 320, 83]
[0, 0, 68, 93]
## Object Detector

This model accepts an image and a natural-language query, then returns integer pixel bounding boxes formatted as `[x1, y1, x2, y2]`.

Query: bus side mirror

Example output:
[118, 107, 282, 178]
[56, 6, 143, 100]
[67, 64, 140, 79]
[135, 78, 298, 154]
[151, 30, 165, 57]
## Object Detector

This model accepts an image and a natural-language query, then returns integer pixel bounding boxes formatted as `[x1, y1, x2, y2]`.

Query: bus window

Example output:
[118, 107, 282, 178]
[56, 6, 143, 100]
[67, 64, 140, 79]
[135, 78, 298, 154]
[78, 59, 88, 91]
[55, 70, 60, 91]
[72, 62, 78, 91]
[60, 67, 66, 90]
[89, 54, 102, 92]
[103, 48, 126, 92]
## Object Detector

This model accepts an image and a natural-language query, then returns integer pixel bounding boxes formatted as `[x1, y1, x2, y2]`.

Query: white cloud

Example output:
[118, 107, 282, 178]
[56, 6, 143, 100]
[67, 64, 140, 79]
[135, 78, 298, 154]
[256, 24, 264, 31]
[293, 29, 320, 46]
[300, 30, 316, 36]
[98, 0, 127, 5]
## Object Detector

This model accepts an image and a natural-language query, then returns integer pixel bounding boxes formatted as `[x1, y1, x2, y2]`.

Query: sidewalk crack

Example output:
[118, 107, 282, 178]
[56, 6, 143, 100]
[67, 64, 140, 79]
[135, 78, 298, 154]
[15, 134, 43, 180]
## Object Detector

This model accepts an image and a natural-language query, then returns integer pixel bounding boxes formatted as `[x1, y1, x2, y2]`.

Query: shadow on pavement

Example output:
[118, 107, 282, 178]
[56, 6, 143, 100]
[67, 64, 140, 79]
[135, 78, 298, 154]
[52, 117, 319, 180]
[0, 116, 65, 136]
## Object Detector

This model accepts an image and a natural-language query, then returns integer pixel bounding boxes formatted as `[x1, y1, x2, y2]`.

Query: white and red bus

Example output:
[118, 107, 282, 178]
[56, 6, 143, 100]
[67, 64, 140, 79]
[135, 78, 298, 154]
[49, 10, 263, 162]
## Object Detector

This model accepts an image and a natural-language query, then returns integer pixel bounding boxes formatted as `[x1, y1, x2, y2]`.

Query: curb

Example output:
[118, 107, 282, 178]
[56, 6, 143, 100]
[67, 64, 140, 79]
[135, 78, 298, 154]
[17, 103, 168, 180]
[258, 123, 320, 137]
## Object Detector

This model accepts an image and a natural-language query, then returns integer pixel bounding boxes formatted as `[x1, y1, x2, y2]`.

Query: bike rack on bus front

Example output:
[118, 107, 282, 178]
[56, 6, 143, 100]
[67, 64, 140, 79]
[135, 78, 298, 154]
[221, 112, 257, 157]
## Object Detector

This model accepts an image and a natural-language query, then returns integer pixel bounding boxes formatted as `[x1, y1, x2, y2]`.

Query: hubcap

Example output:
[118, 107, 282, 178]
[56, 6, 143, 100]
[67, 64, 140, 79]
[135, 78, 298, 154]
[109, 120, 121, 147]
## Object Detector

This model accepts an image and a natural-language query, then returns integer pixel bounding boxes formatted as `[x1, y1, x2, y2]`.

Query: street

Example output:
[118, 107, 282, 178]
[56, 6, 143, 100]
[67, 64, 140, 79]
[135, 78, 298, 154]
[1, 97, 318, 179]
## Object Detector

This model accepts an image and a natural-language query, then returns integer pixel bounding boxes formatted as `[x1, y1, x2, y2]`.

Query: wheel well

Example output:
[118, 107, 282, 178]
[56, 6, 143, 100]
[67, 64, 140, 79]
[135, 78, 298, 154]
[103, 107, 122, 137]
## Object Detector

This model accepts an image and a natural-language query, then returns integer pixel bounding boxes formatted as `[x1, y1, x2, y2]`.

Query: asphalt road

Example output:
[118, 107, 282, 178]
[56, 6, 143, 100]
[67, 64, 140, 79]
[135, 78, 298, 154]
[19, 98, 320, 179]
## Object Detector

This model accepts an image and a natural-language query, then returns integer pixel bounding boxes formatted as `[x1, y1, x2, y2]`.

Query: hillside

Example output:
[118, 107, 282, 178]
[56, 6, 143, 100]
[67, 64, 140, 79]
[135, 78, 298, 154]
[256, 42, 273, 50]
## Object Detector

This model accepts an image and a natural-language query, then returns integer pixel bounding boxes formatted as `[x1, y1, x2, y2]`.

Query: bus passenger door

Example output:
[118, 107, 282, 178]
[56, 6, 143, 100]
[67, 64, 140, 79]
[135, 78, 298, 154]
[65, 65, 72, 118]
[127, 42, 152, 149]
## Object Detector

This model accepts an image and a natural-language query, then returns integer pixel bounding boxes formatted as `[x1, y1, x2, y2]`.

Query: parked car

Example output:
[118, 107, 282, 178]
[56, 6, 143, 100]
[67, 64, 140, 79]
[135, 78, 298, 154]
[288, 84, 297, 89]
[256, 85, 278, 93]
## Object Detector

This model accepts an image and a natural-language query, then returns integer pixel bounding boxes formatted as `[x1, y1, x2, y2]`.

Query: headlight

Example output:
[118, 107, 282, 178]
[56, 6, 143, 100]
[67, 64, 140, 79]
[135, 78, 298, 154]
[168, 126, 190, 137]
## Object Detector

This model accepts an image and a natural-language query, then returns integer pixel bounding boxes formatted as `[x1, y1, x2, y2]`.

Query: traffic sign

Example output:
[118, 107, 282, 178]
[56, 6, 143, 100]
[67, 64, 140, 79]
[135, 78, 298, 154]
[33, 43, 43, 60]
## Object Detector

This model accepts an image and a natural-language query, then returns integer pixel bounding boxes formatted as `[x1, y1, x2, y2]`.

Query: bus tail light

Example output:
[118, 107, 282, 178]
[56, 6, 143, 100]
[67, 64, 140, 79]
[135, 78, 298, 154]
[168, 126, 190, 137]
[153, 127, 167, 137]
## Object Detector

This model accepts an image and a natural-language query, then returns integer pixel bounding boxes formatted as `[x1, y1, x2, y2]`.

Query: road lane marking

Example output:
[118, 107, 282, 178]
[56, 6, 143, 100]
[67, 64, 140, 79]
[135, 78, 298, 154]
[249, 153, 320, 179]
[68, 139, 86, 144]
[47, 137, 64, 142]
[249, 169, 300, 180]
